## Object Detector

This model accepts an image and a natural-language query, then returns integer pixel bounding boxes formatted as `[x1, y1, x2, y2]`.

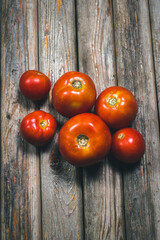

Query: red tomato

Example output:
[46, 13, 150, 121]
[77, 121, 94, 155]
[20, 110, 57, 146]
[52, 71, 96, 117]
[19, 70, 51, 100]
[59, 113, 112, 167]
[95, 86, 138, 129]
[111, 128, 145, 163]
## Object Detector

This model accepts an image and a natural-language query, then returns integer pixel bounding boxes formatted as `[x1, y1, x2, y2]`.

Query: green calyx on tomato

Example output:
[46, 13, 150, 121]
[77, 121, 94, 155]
[36, 72, 43, 75]
[76, 134, 89, 147]
[40, 120, 47, 128]
[71, 79, 83, 89]
[118, 133, 125, 139]
[108, 97, 118, 106]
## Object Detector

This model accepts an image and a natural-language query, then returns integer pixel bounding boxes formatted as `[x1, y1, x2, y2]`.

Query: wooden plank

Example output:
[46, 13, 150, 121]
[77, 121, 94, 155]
[113, 0, 160, 239]
[1, 0, 41, 239]
[77, 0, 125, 239]
[149, 0, 160, 119]
[38, 0, 83, 239]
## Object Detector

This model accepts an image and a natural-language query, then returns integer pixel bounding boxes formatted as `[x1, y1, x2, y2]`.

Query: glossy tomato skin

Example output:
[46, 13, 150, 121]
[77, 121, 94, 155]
[59, 113, 112, 167]
[19, 70, 51, 100]
[111, 128, 145, 163]
[20, 110, 57, 146]
[95, 86, 138, 129]
[52, 71, 96, 118]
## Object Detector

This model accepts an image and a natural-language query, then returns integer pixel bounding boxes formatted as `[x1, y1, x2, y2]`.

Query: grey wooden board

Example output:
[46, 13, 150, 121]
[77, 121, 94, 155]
[77, 0, 125, 239]
[149, 0, 160, 120]
[38, 0, 83, 239]
[113, 0, 160, 239]
[1, 0, 41, 239]
[1, 0, 160, 239]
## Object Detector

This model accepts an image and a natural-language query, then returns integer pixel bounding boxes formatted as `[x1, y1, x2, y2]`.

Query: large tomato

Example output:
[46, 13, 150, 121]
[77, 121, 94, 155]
[19, 70, 51, 100]
[95, 86, 138, 129]
[59, 113, 112, 167]
[52, 71, 96, 117]
[20, 110, 57, 146]
[111, 128, 145, 163]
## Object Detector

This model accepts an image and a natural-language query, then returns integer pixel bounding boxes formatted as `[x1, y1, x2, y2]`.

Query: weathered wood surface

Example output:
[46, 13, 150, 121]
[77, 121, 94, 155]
[149, 0, 160, 119]
[38, 0, 83, 239]
[113, 0, 160, 239]
[77, 0, 125, 239]
[1, 0, 41, 239]
[1, 0, 160, 240]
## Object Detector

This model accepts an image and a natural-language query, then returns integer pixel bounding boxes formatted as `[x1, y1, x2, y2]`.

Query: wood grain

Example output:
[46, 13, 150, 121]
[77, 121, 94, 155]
[1, 1, 160, 239]
[149, 0, 160, 121]
[38, 0, 83, 239]
[77, 0, 125, 239]
[1, 0, 41, 239]
[113, 0, 160, 239]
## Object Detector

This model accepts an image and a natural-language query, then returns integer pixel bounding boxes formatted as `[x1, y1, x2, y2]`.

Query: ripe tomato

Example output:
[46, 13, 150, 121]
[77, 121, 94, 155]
[19, 70, 51, 100]
[52, 71, 96, 117]
[111, 128, 145, 163]
[59, 113, 112, 167]
[95, 86, 138, 129]
[20, 110, 57, 146]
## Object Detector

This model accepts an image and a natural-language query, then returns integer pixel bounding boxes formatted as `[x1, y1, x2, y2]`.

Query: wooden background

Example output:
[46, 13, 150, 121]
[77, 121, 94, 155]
[1, 0, 160, 239]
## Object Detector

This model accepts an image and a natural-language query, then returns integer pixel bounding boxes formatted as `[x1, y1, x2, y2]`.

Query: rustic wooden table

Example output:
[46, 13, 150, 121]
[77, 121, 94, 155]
[1, 0, 160, 239]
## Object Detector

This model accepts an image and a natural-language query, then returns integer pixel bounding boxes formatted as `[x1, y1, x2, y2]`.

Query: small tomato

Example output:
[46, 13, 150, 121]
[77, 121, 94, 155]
[52, 71, 96, 117]
[111, 128, 145, 163]
[95, 86, 138, 129]
[19, 70, 51, 100]
[59, 113, 112, 167]
[20, 110, 57, 146]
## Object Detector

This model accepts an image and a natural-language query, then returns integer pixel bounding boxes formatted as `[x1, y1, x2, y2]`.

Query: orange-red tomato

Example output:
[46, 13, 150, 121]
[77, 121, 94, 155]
[52, 71, 96, 117]
[20, 110, 57, 146]
[95, 86, 138, 129]
[19, 70, 51, 100]
[111, 128, 145, 163]
[59, 113, 112, 167]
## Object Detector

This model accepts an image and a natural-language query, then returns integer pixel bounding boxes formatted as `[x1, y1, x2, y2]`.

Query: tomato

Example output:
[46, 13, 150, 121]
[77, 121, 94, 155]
[52, 71, 96, 117]
[20, 110, 57, 146]
[111, 128, 145, 163]
[19, 70, 51, 100]
[95, 86, 138, 129]
[58, 113, 112, 167]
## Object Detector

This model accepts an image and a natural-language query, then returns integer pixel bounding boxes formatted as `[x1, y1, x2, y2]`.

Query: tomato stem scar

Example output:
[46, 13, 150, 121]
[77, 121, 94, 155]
[77, 134, 89, 147]
[118, 133, 124, 139]
[71, 80, 82, 89]
[40, 120, 47, 128]
[108, 97, 117, 106]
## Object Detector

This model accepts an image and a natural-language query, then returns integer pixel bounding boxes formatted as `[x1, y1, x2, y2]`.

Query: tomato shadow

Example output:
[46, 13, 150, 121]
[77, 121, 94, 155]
[18, 131, 40, 160]
[37, 94, 56, 113]
[82, 160, 104, 180]
[17, 89, 40, 110]
[17, 88, 54, 113]
[80, 152, 141, 181]
[41, 125, 83, 187]
[49, 145, 82, 187]
[107, 152, 142, 174]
